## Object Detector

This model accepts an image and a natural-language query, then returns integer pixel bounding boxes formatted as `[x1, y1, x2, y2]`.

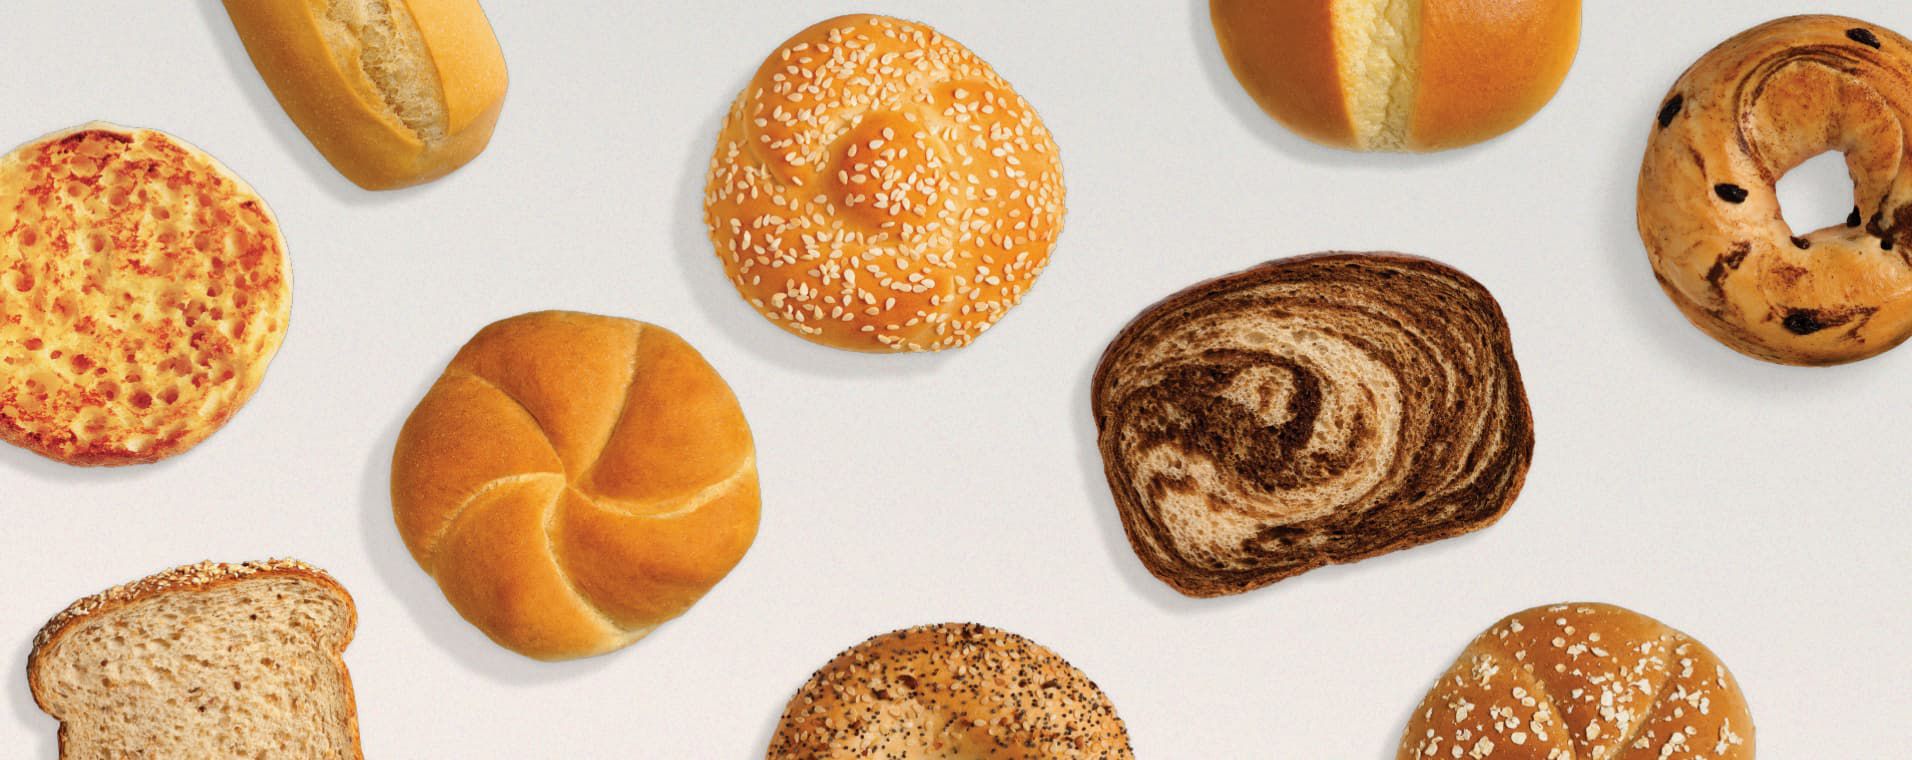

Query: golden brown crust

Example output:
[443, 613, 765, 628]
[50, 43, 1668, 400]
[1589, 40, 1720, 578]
[391, 311, 759, 660]
[1410, 0, 1581, 150]
[1206, 0, 1579, 152]
[767, 623, 1132, 758]
[221, 0, 508, 190]
[1639, 15, 1912, 365]
[1093, 253, 1532, 597]
[1399, 603, 1754, 760]
[0, 123, 290, 466]
[27, 559, 361, 759]
[1210, 0, 1356, 148]
[704, 14, 1066, 352]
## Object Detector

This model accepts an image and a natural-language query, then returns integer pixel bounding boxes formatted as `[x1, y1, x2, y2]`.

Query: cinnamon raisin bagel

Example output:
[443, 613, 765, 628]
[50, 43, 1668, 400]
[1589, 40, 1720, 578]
[1399, 603, 1754, 760]
[0, 123, 290, 465]
[767, 623, 1132, 758]
[704, 14, 1066, 352]
[1640, 15, 1912, 365]
[1092, 253, 1532, 598]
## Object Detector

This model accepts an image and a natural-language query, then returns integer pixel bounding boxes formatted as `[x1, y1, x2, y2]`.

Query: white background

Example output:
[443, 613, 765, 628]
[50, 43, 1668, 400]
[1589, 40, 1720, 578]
[2, 1, 1908, 756]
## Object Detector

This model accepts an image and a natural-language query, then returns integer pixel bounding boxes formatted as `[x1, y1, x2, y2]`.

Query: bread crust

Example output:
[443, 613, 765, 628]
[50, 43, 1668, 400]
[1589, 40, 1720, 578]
[1399, 603, 1754, 760]
[0, 122, 290, 465]
[704, 14, 1066, 352]
[27, 560, 361, 760]
[1210, 0, 1355, 147]
[1207, 0, 1579, 151]
[221, 0, 507, 190]
[391, 311, 759, 660]
[767, 623, 1132, 758]
[1092, 253, 1532, 597]
[1638, 15, 1912, 365]
[1411, 0, 1580, 150]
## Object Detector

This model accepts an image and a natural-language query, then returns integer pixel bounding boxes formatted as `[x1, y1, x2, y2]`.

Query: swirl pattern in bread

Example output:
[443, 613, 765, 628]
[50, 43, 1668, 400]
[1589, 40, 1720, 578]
[391, 311, 759, 661]
[1639, 15, 1912, 364]
[768, 623, 1132, 758]
[1399, 603, 1754, 760]
[1092, 253, 1532, 597]
[704, 14, 1066, 352]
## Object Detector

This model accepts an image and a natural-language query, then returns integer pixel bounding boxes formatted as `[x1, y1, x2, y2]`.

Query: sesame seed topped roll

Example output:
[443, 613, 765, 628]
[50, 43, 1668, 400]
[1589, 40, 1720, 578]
[705, 14, 1066, 352]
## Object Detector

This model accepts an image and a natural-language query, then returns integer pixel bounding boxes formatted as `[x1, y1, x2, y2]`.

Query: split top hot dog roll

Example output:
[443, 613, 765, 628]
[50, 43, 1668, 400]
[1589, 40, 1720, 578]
[222, 0, 508, 190]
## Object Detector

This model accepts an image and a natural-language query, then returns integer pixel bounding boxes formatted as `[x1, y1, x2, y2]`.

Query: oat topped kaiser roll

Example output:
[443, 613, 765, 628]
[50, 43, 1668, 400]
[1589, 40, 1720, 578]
[705, 14, 1066, 352]
[1400, 603, 1754, 760]
[0, 123, 290, 465]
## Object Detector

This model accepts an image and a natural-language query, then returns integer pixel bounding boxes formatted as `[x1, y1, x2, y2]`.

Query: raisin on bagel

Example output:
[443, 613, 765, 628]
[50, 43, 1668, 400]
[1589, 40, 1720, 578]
[1640, 15, 1912, 365]
[767, 623, 1132, 758]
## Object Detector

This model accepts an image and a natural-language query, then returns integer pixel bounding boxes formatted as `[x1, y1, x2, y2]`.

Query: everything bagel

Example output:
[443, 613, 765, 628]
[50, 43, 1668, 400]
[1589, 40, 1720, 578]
[1639, 15, 1912, 365]
[767, 623, 1131, 758]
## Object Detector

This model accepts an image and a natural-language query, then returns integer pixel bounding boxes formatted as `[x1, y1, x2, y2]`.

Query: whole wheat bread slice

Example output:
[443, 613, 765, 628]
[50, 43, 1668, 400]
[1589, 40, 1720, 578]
[1092, 253, 1533, 597]
[27, 560, 362, 759]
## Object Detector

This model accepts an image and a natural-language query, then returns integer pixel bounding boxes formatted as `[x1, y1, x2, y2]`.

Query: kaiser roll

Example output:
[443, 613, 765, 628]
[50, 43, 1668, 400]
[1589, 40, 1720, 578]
[391, 311, 759, 661]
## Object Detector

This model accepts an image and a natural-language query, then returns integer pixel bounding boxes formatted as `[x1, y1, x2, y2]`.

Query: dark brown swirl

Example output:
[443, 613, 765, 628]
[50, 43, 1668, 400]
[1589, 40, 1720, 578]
[1092, 253, 1533, 598]
[1639, 15, 1912, 365]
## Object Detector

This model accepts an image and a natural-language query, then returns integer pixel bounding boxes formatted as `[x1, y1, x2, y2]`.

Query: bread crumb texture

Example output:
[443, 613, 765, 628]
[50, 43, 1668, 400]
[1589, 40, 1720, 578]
[1093, 253, 1532, 597]
[0, 124, 289, 465]
[705, 14, 1066, 351]
[1333, 0, 1422, 149]
[318, 0, 449, 141]
[1399, 604, 1754, 760]
[29, 560, 360, 759]
[768, 623, 1132, 758]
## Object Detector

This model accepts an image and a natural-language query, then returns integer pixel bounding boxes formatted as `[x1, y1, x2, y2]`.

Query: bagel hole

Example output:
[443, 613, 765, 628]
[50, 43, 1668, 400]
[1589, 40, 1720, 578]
[1775, 151, 1857, 236]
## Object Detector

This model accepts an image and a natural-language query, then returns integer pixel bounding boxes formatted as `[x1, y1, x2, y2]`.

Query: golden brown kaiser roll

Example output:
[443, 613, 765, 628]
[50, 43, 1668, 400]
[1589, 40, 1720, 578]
[222, 0, 508, 190]
[0, 123, 290, 465]
[1211, 0, 1580, 151]
[1399, 603, 1754, 760]
[1093, 254, 1532, 597]
[1639, 16, 1912, 365]
[768, 623, 1132, 758]
[391, 311, 759, 661]
[705, 14, 1066, 352]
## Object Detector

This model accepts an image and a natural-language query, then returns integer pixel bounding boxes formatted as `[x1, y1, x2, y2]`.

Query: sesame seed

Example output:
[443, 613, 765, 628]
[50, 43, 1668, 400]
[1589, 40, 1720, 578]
[703, 15, 1065, 352]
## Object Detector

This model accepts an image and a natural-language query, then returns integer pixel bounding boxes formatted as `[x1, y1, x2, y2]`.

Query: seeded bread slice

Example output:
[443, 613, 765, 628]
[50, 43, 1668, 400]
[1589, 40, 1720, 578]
[27, 560, 362, 759]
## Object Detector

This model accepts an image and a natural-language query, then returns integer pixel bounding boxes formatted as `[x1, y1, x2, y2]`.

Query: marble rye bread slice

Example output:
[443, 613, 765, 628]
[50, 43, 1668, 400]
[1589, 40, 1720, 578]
[1092, 253, 1533, 597]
